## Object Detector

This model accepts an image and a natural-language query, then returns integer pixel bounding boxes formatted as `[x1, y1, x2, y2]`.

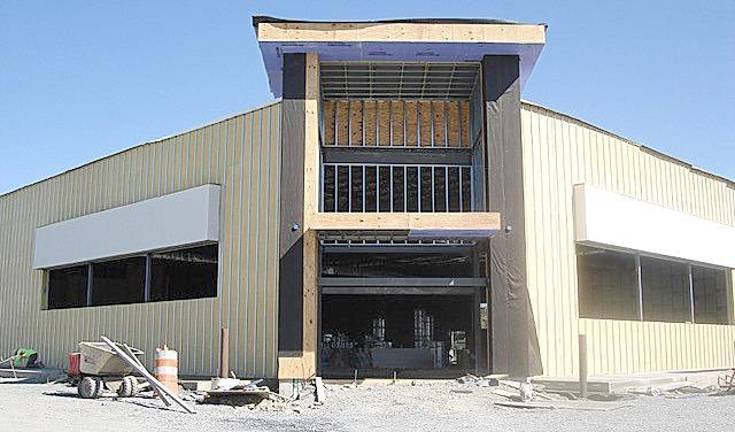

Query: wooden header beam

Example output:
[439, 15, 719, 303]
[310, 212, 500, 234]
[257, 22, 546, 45]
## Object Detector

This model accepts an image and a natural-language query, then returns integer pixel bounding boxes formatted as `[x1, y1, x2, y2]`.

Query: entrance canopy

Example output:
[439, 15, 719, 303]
[253, 16, 547, 98]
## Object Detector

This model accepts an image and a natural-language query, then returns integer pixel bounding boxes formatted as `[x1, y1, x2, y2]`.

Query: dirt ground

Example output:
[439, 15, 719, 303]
[2, 380, 735, 432]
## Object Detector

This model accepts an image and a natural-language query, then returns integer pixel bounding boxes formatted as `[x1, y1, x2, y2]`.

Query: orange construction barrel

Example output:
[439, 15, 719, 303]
[154, 346, 178, 395]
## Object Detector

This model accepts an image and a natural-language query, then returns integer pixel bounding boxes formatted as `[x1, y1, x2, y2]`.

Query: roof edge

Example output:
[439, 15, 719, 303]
[521, 100, 735, 189]
[252, 15, 546, 29]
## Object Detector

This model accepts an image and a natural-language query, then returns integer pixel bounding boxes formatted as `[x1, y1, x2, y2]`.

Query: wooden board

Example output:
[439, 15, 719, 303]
[311, 212, 501, 232]
[432, 101, 446, 146]
[405, 101, 418, 147]
[323, 100, 335, 145]
[377, 100, 391, 146]
[257, 22, 547, 45]
[350, 100, 363, 146]
[460, 101, 471, 147]
[391, 101, 405, 146]
[418, 101, 432, 147]
[447, 101, 460, 147]
[363, 100, 377, 146]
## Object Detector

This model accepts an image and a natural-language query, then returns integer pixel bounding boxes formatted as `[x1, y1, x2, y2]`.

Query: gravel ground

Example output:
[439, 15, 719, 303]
[2, 380, 735, 432]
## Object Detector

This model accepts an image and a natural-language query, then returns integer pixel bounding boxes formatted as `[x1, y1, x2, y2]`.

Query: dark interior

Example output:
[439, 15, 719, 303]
[320, 294, 476, 378]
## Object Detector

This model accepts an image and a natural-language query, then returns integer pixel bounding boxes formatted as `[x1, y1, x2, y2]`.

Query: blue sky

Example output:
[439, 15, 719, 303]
[1, 1, 733, 195]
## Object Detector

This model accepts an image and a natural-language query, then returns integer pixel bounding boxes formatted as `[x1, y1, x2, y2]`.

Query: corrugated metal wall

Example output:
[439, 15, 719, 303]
[0, 102, 282, 378]
[521, 101, 735, 377]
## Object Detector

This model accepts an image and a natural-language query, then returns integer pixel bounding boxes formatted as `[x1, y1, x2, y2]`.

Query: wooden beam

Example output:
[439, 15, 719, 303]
[257, 22, 546, 45]
[303, 52, 320, 226]
[320, 277, 487, 287]
[310, 212, 500, 232]
[321, 286, 477, 296]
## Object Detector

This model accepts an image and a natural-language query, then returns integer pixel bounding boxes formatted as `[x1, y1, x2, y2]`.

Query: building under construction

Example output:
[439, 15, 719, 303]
[1, 17, 734, 386]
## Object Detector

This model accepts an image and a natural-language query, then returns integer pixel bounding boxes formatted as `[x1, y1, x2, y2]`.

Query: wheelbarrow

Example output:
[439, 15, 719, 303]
[68, 341, 145, 399]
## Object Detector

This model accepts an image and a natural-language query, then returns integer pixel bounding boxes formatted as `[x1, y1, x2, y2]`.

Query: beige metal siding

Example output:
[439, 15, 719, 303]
[0, 102, 282, 378]
[521, 102, 735, 377]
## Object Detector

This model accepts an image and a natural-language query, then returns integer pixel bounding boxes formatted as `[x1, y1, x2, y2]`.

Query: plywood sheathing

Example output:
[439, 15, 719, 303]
[323, 100, 335, 145]
[432, 101, 446, 146]
[363, 100, 377, 146]
[418, 101, 432, 147]
[350, 100, 363, 146]
[405, 101, 418, 147]
[335, 100, 349, 146]
[460, 101, 471, 147]
[391, 101, 405, 146]
[322, 98, 471, 148]
[377, 100, 391, 146]
[447, 101, 460, 147]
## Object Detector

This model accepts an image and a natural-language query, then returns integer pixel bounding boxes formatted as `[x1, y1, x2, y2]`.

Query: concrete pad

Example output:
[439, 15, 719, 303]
[533, 370, 728, 394]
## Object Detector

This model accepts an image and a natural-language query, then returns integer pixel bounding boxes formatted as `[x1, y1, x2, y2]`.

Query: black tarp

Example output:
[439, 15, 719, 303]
[278, 53, 306, 355]
[482, 55, 542, 378]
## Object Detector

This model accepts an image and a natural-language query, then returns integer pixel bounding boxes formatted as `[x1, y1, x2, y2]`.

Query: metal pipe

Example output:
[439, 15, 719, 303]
[334, 165, 338, 212]
[404, 165, 408, 211]
[688, 264, 695, 323]
[579, 334, 588, 399]
[376, 165, 381, 212]
[389, 166, 394, 212]
[636, 255, 643, 320]
[445, 166, 449, 212]
[431, 166, 435, 212]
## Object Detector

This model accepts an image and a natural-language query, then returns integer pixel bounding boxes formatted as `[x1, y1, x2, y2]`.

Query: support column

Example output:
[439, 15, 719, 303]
[482, 55, 542, 378]
[277, 52, 320, 381]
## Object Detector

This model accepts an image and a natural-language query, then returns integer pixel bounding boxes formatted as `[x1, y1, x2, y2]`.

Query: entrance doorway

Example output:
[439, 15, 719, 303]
[320, 293, 478, 378]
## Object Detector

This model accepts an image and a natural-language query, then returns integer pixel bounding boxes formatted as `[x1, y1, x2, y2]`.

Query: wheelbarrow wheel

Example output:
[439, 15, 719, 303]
[78, 376, 101, 399]
[117, 376, 139, 398]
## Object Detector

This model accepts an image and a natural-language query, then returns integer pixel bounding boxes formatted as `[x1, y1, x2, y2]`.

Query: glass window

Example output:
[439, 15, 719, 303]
[641, 257, 690, 322]
[693, 266, 731, 324]
[150, 245, 218, 302]
[577, 246, 639, 320]
[91, 257, 146, 306]
[47, 265, 88, 309]
[322, 252, 474, 278]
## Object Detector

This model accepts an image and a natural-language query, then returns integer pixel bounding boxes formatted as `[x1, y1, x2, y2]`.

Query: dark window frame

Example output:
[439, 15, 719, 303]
[44, 243, 219, 310]
[577, 244, 733, 325]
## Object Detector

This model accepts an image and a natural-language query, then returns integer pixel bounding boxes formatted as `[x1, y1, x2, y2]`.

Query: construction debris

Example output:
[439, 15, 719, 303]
[494, 400, 632, 411]
[718, 369, 735, 393]
[100, 336, 196, 414]
[519, 379, 534, 402]
[456, 374, 499, 387]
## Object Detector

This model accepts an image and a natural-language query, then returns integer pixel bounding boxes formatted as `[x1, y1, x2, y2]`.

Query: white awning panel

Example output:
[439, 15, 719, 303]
[574, 184, 735, 268]
[32, 184, 220, 269]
